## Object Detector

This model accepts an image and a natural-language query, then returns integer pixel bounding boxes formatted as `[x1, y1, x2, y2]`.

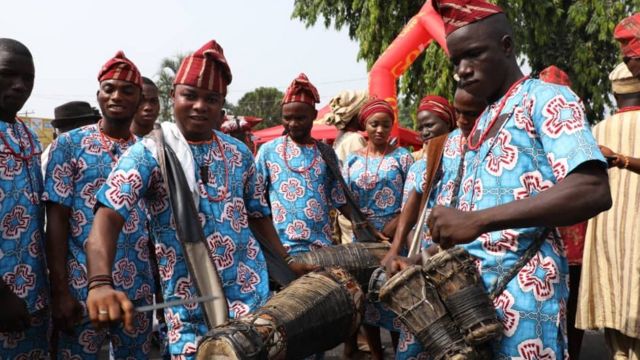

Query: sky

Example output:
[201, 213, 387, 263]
[0, 1, 369, 118]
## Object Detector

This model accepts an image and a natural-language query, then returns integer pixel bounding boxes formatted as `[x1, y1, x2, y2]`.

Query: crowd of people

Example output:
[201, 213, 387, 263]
[1, 0, 640, 359]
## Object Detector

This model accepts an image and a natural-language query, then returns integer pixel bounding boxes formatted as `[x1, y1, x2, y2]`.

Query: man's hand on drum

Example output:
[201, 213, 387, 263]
[382, 253, 421, 276]
[86, 286, 135, 332]
[428, 206, 484, 249]
[288, 262, 319, 277]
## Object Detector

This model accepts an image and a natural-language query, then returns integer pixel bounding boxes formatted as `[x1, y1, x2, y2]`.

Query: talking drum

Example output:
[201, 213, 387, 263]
[379, 265, 474, 360]
[197, 267, 364, 360]
[422, 247, 502, 345]
[292, 242, 390, 291]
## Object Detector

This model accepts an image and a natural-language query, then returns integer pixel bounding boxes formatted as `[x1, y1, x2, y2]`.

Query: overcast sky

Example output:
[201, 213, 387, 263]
[1, 1, 369, 118]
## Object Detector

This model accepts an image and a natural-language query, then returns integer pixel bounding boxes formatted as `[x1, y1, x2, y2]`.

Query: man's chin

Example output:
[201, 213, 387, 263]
[104, 113, 135, 123]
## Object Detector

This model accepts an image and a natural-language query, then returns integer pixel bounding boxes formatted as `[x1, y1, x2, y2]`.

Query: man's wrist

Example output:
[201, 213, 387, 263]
[473, 209, 492, 234]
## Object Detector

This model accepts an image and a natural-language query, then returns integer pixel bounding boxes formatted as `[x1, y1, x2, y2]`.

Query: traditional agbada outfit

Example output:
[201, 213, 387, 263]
[425, 2, 607, 357]
[255, 74, 347, 255]
[42, 52, 154, 358]
[43, 124, 154, 358]
[0, 119, 50, 358]
[96, 41, 270, 359]
[577, 61, 640, 358]
[255, 136, 346, 255]
[434, 78, 605, 358]
[96, 126, 270, 357]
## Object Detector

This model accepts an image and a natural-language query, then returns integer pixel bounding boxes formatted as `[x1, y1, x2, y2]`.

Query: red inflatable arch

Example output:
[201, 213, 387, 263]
[368, 0, 448, 135]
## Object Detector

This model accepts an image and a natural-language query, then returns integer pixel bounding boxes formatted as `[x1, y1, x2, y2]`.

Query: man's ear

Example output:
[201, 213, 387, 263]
[501, 34, 514, 58]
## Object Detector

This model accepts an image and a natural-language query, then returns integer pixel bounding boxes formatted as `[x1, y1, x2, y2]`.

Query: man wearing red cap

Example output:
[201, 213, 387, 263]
[0, 38, 50, 359]
[83, 40, 303, 359]
[43, 51, 154, 358]
[255, 73, 358, 255]
[615, 13, 640, 78]
[389, 1, 612, 357]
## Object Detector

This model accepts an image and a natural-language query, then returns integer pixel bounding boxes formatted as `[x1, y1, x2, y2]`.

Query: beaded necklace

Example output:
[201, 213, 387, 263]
[283, 135, 318, 173]
[0, 118, 40, 160]
[190, 133, 229, 202]
[467, 76, 529, 151]
[0, 118, 42, 204]
[363, 142, 389, 190]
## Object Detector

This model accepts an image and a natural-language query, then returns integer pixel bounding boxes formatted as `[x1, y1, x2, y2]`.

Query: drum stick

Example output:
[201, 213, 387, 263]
[408, 208, 431, 257]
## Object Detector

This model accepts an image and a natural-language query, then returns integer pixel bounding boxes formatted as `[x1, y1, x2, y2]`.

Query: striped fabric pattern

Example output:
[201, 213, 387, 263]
[174, 40, 232, 94]
[433, 0, 503, 35]
[577, 110, 640, 338]
[98, 50, 142, 88]
[281, 73, 320, 106]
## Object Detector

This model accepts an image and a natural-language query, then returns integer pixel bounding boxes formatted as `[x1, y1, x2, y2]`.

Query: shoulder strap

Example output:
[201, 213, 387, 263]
[316, 141, 378, 243]
[150, 128, 228, 328]
[489, 228, 553, 300]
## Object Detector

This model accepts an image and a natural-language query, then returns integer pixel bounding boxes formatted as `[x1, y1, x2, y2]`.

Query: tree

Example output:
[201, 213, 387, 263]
[156, 53, 186, 122]
[233, 87, 284, 130]
[292, 0, 640, 121]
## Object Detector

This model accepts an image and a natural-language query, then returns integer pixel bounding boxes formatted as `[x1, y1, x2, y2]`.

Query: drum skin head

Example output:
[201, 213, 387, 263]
[196, 337, 240, 360]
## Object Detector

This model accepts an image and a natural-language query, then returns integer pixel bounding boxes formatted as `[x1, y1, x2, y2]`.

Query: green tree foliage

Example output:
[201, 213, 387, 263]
[233, 87, 284, 130]
[292, 0, 640, 122]
[156, 53, 186, 122]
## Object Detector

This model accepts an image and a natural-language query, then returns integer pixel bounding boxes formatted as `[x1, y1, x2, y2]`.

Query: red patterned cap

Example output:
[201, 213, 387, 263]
[358, 98, 394, 129]
[282, 73, 320, 106]
[540, 65, 572, 87]
[174, 40, 232, 94]
[98, 51, 142, 88]
[418, 95, 456, 129]
[615, 13, 640, 58]
[433, 0, 503, 36]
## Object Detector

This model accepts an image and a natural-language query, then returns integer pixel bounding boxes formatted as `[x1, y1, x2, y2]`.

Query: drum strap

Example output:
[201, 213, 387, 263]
[151, 127, 229, 328]
[317, 140, 378, 243]
[488, 228, 554, 300]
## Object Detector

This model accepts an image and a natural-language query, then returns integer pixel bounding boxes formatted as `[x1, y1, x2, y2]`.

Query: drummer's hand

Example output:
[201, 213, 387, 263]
[428, 206, 484, 249]
[86, 286, 135, 332]
[383, 254, 421, 276]
[288, 262, 319, 277]
[373, 227, 391, 243]
[380, 248, 399, 271]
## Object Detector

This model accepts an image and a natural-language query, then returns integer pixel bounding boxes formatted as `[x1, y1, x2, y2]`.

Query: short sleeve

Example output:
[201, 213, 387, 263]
[529, 82, 607, 181]
[95, 143, 157, 221]
[243, 151, 271, 218]
[42, 133, 75, 208]
[325, 147, 347, 207]
[398, 150, 415, 181]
